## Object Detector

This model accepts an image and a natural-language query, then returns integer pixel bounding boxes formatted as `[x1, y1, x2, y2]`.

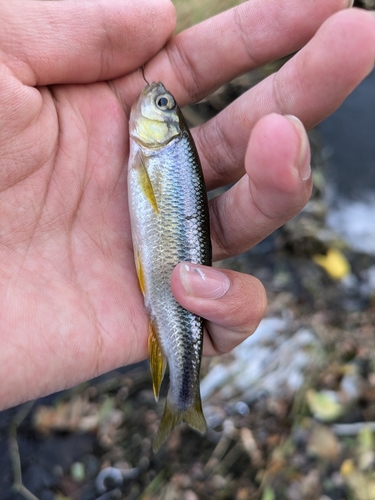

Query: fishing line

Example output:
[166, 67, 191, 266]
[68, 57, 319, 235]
[141, 65, 150, 85]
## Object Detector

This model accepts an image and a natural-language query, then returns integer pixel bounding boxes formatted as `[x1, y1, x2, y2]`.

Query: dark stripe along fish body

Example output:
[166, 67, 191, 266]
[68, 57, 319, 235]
[128, 82, 211, 451]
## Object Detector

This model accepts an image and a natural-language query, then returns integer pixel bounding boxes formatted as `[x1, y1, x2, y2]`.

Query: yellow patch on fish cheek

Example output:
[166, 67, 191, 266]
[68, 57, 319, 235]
[136, 119, 168, 145]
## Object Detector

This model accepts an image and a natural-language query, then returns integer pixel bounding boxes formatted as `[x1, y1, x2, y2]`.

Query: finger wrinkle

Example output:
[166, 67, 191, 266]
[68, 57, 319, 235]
[196, 117, 243, 189]
[98, 24, 112, 83]
[209, 196, 234, 261]
[270, 71, 294, 118]
[165, 38, 202, 104]
[210, 174, 291, 261]
[205, 329, 232, 356]
[95, 2, 126, 82]
[232, 2, 268, 69]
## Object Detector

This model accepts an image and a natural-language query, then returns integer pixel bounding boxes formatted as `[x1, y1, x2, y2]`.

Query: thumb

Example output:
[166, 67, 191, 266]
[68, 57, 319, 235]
[171, 263, 267, 356]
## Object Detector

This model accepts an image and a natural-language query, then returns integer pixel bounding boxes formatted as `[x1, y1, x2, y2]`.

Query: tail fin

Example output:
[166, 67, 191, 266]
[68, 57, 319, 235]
[153, 393, 206, 452]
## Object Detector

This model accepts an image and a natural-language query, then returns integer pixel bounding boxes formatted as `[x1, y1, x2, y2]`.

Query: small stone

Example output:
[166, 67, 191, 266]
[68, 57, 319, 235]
[96, 467, 123, 494]
[171, 473, 192, 489]
[307, 424, 341, 460]
[286, 481, 302, 500]
[236, 487, 252, 500]
[211, 474, 227, 489]
[234, 401, 250, 416]
[183, 490, 198, 500]
[70, 462, 85, 483]
[138, 456, 150, 471]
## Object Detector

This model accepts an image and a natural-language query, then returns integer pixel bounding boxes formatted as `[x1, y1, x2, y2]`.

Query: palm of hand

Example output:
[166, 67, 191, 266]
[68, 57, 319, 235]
[2, 0, 374, 409]
[1, 78, 146, 403]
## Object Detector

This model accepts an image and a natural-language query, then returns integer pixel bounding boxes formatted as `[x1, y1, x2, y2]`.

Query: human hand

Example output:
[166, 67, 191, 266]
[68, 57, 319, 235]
[1, 0, 374, 409]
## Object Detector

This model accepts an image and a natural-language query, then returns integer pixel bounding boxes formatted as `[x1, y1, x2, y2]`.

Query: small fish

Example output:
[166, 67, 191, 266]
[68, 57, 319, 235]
[128, 82, 211, 451]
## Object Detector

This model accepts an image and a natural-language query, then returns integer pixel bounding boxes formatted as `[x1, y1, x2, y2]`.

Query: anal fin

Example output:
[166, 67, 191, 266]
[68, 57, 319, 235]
[148, 321, 166, 402]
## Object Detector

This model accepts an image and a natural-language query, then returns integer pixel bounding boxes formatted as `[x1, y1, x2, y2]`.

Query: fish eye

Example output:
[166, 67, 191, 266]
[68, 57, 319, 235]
[156, 94, 175, 110]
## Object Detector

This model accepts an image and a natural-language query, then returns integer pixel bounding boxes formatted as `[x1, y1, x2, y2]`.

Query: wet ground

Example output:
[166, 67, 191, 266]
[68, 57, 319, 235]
[318, 68, 375, 200]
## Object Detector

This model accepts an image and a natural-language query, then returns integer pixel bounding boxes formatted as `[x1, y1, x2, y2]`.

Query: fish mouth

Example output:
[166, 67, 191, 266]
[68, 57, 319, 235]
[130, 82, 162, 116]
[141, 81, 167, 97]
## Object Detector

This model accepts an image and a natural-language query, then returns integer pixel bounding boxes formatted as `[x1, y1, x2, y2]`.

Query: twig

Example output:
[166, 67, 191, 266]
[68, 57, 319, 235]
[138, 469, 169, 500]
[215, 441, 243, 474]
[95, 488, 122, 500]
[9, 401, 40, 500]
[332, 422, 375, 436]
[203, 419, 236, 475]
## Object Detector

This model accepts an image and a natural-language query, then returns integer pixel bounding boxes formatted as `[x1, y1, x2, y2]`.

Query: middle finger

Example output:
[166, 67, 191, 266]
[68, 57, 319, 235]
[195, 9, 375, 189]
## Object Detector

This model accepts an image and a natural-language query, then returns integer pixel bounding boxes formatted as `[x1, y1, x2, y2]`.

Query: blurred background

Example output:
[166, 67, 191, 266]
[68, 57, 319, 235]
[1, 2, 375, 500]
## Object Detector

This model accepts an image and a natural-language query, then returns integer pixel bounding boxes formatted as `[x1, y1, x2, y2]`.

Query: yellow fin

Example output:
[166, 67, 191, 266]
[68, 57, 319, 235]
[148, 321, 166, 402]
[153, 392, 206, 452]
[137, 153, 158, 214]
[135, 251, 146, 295]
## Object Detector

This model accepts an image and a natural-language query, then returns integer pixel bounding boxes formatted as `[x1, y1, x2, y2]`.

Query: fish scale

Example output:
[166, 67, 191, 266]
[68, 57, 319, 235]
[128, 82, 211, 451]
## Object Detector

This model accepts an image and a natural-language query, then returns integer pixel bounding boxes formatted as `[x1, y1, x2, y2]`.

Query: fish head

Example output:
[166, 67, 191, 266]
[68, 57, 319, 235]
[130, 82, 181, 148]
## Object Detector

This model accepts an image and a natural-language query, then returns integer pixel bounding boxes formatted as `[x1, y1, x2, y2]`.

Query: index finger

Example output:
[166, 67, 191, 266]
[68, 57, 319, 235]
[0, 0, 175, 86]
[117, 0, 350, 111]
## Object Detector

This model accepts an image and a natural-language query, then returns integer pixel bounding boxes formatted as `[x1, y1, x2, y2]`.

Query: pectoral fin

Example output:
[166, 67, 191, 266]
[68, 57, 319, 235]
[135, 251, 146, 296]
[137, 153, 158, 214]
[148, 321, 166, 401]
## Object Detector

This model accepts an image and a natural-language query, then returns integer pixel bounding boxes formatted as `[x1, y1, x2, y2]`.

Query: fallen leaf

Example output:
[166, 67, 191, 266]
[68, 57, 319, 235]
[306, 389, 344, 422]
[313, 248, 350, 279]
[307, 424, 341, 460]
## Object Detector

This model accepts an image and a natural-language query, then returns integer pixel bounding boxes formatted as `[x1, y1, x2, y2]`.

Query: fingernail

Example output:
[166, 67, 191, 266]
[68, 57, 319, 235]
[179, 263, 230, 299]
[285, 114, 311, 181]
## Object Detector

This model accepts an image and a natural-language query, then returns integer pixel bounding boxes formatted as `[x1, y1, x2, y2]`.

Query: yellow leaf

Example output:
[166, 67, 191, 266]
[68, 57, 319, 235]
[306, 389, 344, 422]
[261, 485, 276, 500]
[313, 248, 350, 280]
[341, 459, 355, 477]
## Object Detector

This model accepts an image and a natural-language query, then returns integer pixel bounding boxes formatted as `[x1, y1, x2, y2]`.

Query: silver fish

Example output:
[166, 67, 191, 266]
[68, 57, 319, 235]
[128, 82, 211, 451]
